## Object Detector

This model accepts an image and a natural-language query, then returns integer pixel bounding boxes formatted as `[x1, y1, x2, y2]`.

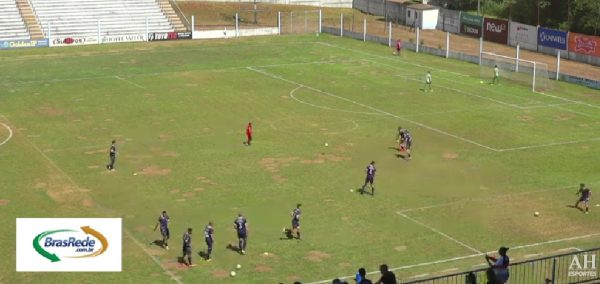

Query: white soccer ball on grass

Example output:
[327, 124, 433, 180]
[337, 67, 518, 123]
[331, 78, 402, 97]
[230, 271, 236, 277]
[236, 264, 242, 269]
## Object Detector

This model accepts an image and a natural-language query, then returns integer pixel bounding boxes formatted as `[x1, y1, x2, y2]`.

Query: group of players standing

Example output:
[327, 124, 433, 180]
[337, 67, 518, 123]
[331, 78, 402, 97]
[153, 205, 301, 267]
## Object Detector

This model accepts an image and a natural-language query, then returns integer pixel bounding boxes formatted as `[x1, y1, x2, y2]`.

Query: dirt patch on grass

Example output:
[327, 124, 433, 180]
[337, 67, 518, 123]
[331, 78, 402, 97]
[212, 269, 230, 278]
[34, 182, 47, 189]
[0, 199, 9, 206]
[305, 250, 331, 262]
[39, 106, 64, 116]
[517, 115, 534, 122]
[443, 153, 459, 160]
[338, 262, 352, 268]
[81, 198, 94, 208]
[159, 134, 171, 140]
[341, 216, 351, 221]
[255, 264, 273, 273]
[555, 114, 574, 121]
[176, 199, 186, 202]
[85, 149, 105, 155]
[272, 175, 287, 183]
[581, 145, 590, 150]
[169, 189, 180, 194]
[182, 192, 195, 198]
[140, 166, 171, 176]
[163, 260, 189, 271]
[194, 187, 205, 192]
[87, 165, 99, 169]
[259, 157, 299, 173]
[134, 225, 147, 233]
[394, 245, 407, 252]
[160, 151, 180, 157]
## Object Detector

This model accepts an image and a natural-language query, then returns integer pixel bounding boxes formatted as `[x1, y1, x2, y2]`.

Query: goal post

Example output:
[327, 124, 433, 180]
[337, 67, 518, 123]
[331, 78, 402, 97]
[480, 51, 550, 93]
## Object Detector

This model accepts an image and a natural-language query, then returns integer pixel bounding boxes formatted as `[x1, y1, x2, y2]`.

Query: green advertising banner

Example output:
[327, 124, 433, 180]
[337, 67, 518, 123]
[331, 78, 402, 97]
[460, 13, 483, 37]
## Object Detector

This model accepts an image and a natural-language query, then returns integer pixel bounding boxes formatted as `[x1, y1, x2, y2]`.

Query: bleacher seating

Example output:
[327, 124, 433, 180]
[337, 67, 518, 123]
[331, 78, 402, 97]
[0, 0, 31, 41]
[29, 0, 175, 38]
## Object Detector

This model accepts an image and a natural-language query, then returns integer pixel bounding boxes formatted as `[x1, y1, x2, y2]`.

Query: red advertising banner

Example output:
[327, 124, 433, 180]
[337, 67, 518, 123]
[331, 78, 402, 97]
[568, 32, 600, 57]
[483, 18, 508, 44]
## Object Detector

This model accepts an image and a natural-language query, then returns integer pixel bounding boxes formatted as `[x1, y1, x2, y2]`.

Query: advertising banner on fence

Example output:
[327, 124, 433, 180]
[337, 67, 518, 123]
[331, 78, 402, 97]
[483, 17, 508, 44]
[149, 31, 193, 41]
[0, 39, 48, 49]
[50, 37, 98, 47]
[509, 22, 537, 50]
[16, 218, 122, 272]
[568, 32, 600, 57]
[101, 34, 145, 44]
[460, 13, 482, 38]
[538, 27, 567, 50]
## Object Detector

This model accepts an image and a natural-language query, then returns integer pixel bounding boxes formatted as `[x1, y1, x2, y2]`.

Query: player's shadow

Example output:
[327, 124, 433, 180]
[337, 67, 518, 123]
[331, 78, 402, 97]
[566, 205, 584, 212]
[198, 251, 209, 259]
[151, 240, 165, 248]
[226, 243, 240, 253]
[358, 188, 374, 196]
[280, 229, 295, 240]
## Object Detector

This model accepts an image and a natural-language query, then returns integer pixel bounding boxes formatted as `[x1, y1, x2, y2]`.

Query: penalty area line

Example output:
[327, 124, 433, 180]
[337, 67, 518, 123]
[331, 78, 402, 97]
[247, 67, 500, 152]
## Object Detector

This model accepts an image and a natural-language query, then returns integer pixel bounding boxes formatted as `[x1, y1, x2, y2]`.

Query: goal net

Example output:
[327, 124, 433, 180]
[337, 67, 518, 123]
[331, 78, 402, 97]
[279, 10, 320, 34]
[480, 51, 551, 93]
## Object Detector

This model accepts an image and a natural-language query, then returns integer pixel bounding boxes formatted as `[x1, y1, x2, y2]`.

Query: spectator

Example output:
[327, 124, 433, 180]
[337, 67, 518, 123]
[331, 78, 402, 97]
[374, 264, 397, 284]
[485, 247, 510, 284]
[332, 279, 348, 284]
[465, 272, 477, 284]
[485, 268, 498, 284]
[355, 267, 373, 284]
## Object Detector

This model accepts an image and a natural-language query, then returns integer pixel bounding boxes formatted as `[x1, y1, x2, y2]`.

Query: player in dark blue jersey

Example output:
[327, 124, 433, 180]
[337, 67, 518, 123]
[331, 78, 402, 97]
[154, 211, 170, 249]
[106, 140, 117, 170]
[204, 221, 214, 261]
[403, 129, 413, 160]
[397, 126, 406, 151]
[182, 228, 194, 267]
[361, 161, 376, 196]
[291, 204, 302, 240]
[575, 183, 592, 214]
[233, 213, 248, 254]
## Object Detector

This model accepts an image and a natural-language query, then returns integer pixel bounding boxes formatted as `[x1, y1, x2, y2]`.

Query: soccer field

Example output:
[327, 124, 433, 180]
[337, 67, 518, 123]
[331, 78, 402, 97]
[1, 34, 600, 284]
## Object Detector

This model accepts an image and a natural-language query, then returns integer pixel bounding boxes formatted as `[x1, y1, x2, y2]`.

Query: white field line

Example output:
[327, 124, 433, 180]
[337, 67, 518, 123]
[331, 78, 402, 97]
[290, 86, 382, 116]
[1, 59, 360, 86]
[0, 41, 319, 62]
[2, 117, 182, 284]
[293, 85, 506, 119]
[247, 66, 501, 152]
[115, 76, 146, 89]
[305, 233, 600, 284]
[0, 122, 13, 147]
[396, 181, 599, 214]
[316, 41, 470, 77]
[498, 137, 600, 152]
[398, 212, 483, 254]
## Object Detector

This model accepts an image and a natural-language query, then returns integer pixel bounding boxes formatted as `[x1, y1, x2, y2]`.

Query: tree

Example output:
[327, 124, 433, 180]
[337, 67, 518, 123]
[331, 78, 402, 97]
[537, 0, 551, 26]
[503, 0, 516, 20]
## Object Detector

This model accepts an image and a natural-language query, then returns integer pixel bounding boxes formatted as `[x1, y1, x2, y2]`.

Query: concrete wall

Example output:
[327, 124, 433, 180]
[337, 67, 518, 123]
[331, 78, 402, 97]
[353, 0, 405, 23]
[180, 0, 352, 8]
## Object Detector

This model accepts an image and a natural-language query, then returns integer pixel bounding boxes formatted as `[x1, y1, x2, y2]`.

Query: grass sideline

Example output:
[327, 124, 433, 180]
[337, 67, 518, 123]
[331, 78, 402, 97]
[1, 34, 600, 283]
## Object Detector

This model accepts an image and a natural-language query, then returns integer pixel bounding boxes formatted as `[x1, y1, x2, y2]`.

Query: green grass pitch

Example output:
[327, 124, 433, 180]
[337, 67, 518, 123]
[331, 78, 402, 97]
[1, 34, 600, 284]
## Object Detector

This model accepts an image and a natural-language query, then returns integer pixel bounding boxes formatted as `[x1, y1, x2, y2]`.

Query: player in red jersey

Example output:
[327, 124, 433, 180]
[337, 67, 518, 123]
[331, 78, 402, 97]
[246, 122, 253, 146]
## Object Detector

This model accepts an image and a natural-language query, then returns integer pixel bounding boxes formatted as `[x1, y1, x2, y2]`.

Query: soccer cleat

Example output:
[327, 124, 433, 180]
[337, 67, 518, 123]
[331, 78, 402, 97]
[206, 258, 212, 262]
[282, 227, 286, 233]
[241, 250, 246, 255]
[165, 245, 169, 250]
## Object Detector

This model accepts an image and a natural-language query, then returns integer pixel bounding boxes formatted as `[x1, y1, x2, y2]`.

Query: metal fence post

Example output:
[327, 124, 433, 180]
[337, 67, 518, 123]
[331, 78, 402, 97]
[478, 37, 483, 65]
[388, 21, 391, 47]
[363, 18, 366, 41]
[340, 13, 343, 37]
[556, 50, 561, 80]
[191, 15, 195, 34]
[445, 31, 449, 58]
[278, 11, 281, 35]
[47, 22, 51, 43]
[318, 10, 322, 33]
[235, 13, 239, 37]
[516, 43, 520, 72]
[551, 258, 557, 284]
[416, 27, 420, 53]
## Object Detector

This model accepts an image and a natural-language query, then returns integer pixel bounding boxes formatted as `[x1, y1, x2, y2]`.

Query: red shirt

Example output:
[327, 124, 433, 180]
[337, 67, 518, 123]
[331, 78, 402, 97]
[246, 125, 252, 135]
[396, 41, 402, 49]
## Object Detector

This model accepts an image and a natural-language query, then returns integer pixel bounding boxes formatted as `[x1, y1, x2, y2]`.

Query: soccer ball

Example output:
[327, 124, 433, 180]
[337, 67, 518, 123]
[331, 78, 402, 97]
[324, 143, 329, 147]
[480, 81, 484, 84]
[534, 211, 539, 217]
[236, 264, 242, 269]
[230, 271, 236, 277]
